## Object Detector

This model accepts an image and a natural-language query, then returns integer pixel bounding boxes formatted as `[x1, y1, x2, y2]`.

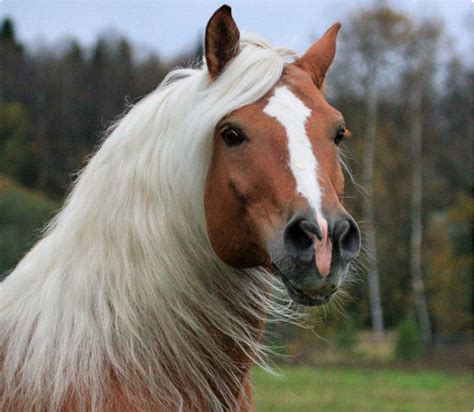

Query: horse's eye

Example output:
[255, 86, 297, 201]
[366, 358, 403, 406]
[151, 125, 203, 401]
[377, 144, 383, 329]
[334, 128, 345, 145]
[221, 128, 246, 147]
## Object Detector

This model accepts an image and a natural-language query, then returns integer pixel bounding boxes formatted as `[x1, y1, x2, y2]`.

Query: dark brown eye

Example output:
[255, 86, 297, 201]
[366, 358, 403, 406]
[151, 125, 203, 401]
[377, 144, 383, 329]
[334, 128, 345, 145]
[221, 127, 246, 147]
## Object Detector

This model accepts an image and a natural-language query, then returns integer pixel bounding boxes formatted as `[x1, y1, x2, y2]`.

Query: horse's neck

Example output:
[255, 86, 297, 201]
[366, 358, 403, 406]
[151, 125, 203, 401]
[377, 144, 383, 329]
[104, 330, 261, 411]
[1, 232, 268, 411]
[54, 307, 264, 411]
[1, 280, 265, 412]
[99, 371, 256, 412]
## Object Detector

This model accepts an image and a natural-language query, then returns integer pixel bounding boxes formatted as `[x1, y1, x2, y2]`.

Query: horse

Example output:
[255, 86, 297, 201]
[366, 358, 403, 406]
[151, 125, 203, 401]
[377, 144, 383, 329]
[0, 5, 361, 411]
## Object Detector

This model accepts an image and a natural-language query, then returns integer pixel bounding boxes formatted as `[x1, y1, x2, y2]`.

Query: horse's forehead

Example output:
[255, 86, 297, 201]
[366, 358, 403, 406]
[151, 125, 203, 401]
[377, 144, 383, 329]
[228, 65, 339, 134]
[265, 65, 317, 107]
[252, 65, 333, 121]
[229, 68, 313, 122]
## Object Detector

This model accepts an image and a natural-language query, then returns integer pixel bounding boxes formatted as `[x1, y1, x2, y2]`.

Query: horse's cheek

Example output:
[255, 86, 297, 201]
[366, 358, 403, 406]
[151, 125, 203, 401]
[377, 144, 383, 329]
[204, 169, 266, 268]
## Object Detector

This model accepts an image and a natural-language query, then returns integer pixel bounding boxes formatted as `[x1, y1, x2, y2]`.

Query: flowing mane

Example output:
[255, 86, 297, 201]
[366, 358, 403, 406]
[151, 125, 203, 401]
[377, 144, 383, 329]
[0, 35, 296, 411]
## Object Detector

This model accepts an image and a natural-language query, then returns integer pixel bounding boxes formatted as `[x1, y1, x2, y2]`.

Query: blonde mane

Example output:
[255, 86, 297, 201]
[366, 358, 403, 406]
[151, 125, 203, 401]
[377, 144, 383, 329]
[0, 35, 298, 411]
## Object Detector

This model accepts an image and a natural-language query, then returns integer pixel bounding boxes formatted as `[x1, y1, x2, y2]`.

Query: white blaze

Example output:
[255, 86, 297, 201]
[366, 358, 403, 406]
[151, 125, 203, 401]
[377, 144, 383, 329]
[263, 86, 322, 214]
[263, 85, 332, 277]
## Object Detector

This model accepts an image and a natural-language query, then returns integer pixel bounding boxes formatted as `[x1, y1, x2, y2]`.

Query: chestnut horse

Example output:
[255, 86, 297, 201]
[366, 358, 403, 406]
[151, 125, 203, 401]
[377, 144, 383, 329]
[0, 5, 360, 411]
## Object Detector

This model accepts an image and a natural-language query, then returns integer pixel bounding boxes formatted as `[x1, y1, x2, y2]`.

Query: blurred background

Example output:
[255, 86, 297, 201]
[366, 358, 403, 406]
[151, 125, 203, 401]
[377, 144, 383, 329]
[0, 0, 472, 410]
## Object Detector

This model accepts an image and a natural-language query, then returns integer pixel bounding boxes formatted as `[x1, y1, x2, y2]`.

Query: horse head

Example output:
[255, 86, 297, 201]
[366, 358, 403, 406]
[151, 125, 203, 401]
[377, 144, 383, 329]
[204, 6, 361, 306]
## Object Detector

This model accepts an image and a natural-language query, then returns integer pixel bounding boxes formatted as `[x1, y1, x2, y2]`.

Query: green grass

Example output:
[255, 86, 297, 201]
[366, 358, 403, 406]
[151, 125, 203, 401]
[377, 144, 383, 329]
[253, 366, 474, 411]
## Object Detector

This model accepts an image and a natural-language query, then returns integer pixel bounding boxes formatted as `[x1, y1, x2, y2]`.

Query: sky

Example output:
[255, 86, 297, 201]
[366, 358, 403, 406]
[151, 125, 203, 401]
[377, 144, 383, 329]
[0, 0, 472, 61]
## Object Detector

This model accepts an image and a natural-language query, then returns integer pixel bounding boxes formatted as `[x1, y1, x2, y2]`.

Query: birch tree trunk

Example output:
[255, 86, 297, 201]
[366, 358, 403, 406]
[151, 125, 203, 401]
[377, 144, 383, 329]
[362, 74, 385, 340]
[410, 82, 432, 345]
[343, 7, 412, 341]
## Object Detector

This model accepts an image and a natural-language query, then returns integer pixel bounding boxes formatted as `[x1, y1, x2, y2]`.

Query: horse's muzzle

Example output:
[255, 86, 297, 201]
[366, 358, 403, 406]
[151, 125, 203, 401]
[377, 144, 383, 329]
[270, 212, 361, 306]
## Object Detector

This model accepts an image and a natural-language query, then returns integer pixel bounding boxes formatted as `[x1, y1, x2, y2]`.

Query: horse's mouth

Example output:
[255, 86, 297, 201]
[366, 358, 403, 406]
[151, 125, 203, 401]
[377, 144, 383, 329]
[279, 271, 336, 307]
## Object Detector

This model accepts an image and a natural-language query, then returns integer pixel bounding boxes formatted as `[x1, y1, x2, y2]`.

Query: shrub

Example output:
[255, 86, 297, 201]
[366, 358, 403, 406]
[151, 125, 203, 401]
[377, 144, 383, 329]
[394, 317, 423, 361]
[336, 317, 358, 353]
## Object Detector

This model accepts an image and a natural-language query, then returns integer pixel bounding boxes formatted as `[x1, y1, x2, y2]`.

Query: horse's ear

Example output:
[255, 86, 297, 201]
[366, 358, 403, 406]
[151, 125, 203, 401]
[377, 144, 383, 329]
[294, 22, 341, 89]
[205, 5, 240, 79]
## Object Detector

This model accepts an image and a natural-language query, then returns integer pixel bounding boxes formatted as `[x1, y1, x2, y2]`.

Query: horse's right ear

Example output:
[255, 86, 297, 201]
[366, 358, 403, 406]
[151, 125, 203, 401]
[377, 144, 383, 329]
[293, 22, 341, 89]
[205, 5, 240, 79]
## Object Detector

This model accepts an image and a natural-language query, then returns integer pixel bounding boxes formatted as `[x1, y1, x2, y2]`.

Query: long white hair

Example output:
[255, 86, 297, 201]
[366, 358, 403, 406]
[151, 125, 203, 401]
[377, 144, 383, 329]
[0, 35, 297, 411]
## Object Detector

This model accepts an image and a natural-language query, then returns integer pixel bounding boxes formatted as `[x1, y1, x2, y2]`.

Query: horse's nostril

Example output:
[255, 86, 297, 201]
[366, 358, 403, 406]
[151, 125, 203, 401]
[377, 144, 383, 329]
[300, 220, 322, 241]
[333, 217, 361, 262]
[284, 218, 315, 261]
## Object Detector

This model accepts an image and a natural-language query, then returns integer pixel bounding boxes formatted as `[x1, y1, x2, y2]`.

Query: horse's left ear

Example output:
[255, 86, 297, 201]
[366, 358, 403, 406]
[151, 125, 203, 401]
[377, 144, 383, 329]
[294, 22, 341, 89]
[205, 5, 240, 79]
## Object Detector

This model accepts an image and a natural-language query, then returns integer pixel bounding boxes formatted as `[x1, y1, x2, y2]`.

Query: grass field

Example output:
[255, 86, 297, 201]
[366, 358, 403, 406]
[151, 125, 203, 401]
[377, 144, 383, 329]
[253, 366, 473, 411]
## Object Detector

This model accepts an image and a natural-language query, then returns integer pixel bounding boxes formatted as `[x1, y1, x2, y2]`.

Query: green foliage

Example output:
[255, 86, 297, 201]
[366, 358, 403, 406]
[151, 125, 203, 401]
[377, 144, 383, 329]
[0, 101, 33, 184]
[0, 19, 15, 42]
[394, 318, 423, 361]
[335, 318, 358, 353]
[424, 194, 473, 334]
[0, 18, 22, 53]
[0, 176, 58, 278]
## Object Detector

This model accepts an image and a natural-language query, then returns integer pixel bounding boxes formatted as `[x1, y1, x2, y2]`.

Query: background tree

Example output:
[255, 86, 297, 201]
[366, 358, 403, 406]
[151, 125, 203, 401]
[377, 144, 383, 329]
[338, 6, 412, 339]
[404, 20, 442, 345]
